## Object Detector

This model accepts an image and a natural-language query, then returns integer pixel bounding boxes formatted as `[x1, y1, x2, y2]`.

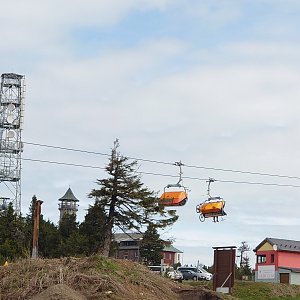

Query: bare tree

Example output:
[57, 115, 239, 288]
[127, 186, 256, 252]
[238, 241, 251, 267]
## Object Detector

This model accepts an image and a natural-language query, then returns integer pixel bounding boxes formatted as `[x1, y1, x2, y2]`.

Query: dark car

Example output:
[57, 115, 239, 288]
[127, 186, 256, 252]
[179, 269, 202, 281]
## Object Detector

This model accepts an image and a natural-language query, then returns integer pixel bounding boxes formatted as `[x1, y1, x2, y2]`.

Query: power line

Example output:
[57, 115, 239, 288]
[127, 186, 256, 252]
[22, 157, 106, 170]
[23, 142, 111, 157]
[184, 175, 300, 188]
[23, 141, 172, 165]
[22, 157, 300, 188]
[23, 141, 300, 181]
[184, 164, 300, 181]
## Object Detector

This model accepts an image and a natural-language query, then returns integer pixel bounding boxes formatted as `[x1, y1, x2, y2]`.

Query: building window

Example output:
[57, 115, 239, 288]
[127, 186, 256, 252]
[120, 241, 138, 247]
[257, 255, 266, 263]
[271, 254, 274, 263]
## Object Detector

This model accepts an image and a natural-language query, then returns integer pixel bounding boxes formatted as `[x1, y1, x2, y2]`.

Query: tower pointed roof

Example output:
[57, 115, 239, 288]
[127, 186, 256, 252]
[59, 187, 79, 202]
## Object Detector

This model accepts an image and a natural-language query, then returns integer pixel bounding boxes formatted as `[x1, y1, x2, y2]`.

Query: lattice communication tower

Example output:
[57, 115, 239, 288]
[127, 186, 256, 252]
[0, 73, 25, 213]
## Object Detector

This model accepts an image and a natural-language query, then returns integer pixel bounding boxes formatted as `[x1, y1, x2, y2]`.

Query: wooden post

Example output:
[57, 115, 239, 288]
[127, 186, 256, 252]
[32, 200, 43, 259]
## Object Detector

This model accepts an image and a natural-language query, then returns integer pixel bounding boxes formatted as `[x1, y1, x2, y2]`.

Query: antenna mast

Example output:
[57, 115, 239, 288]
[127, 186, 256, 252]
[0, 73, 25, 213]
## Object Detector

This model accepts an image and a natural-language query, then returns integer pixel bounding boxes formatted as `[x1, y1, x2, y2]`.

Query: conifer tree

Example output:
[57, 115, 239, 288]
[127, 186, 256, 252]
[0, 203, 27, 263]
[59, 214, 78, 239]
[79, 199, 106, 255]
[38, 219, 61, 258]
[25, 195, 61, 258]
[24, 195, 37, 251]
[89, 139, 178, 256]
[140, 224, 163, 265]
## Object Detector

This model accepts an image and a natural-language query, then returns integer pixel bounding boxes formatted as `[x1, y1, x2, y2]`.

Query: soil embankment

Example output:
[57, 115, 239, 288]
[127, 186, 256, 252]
[0, 256, 221, 300]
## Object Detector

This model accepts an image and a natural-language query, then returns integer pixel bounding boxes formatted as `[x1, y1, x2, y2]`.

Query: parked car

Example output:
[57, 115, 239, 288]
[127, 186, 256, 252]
[197, 268, 213, 281]
[167, 270, 183, 281]
[179, 269, 202, 281]
[148, 265, 167, 275]
[177, 267, 213, 281]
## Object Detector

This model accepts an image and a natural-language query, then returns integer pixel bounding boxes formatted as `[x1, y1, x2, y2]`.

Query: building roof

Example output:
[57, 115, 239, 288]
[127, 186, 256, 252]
[59, 187, 79, 202]
[254, 237, 300, 253]
[279, 267, 300, 273]
[163, 244, 183, 253]
[114, 232, 143, 242]
[114, 233, 183, 253]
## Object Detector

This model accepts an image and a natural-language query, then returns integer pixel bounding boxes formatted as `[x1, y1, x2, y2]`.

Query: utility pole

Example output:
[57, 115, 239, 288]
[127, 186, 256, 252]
[32, 200, 43, 259]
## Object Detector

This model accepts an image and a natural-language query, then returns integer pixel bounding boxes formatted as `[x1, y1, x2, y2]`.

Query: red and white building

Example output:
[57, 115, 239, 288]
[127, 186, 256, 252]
[254, 237, 300, 284]
[162, 244, 183, 266]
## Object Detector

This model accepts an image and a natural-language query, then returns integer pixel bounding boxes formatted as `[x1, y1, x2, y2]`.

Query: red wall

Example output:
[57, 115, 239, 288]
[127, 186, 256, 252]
[278, 251, 300, 268]
[255, 250, 278, 271]
[255, 250, 300, 270]
[163, 251, 175, 266]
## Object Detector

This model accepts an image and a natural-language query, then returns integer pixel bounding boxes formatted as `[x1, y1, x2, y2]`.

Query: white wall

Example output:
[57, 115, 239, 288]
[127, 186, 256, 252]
[291, 273, 300, 285]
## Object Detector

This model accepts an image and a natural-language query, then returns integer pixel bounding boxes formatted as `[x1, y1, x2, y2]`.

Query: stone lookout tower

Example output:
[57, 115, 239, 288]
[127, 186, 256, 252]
[58, 187, 79, 222]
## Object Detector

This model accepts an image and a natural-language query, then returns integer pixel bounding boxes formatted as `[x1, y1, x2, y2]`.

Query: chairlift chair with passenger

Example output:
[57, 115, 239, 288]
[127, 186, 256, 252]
[196, 178, 226, 222]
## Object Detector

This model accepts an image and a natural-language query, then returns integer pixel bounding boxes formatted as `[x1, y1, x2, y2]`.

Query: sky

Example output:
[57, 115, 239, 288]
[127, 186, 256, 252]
[1, 0, 300, 268]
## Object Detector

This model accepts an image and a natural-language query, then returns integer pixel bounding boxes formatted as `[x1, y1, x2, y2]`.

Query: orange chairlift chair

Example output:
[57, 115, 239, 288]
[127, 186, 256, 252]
[159, 161, 188, 207]
[196, 178, 226, 222]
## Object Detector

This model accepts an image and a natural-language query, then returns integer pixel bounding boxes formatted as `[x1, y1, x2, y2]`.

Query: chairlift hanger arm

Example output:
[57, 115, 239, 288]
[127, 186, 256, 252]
[175, 161, 184, 186]
[207, 178, 215, 198]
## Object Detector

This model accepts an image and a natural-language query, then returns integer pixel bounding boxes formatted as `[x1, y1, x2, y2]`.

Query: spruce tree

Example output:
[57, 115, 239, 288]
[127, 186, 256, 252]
[59, 214, 78, 239]
[140, 224, 163, 265]
[38, 219, 61, 258]
[24, 195, 37, 252]
[89, 140, 178, 256]
[79, 199, 106, 255]
[25, 195, 61, 258]
[0, 203, 27, 263]
[58, 214, 81, 257]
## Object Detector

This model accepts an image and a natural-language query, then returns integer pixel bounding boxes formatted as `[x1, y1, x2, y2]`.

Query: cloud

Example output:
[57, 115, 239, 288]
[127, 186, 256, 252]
[0, 0, 178, 56]
[181, 0, 242, 25]
[2, 0, 300, 267]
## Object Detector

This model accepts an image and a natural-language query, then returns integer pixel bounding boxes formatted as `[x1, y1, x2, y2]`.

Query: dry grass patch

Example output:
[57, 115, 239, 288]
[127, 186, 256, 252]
[0, 256, 181, 300]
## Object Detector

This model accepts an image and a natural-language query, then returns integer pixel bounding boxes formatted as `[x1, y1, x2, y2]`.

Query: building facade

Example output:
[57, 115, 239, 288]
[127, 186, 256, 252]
[114, 232, 183, 266]
[254, 237, 300, 284]
[114, 233, 143, 262]
[162, 244, 183, 266]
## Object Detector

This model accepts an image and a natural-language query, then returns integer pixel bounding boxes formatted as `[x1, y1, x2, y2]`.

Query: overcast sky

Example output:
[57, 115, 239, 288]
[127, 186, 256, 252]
[1, 0, 300, 267]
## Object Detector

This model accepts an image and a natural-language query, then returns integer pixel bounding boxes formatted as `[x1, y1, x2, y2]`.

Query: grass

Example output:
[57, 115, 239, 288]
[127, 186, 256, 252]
[232, 280, 300, 300]
[183, 279, 300, 299]
[94, 255, 120, 272]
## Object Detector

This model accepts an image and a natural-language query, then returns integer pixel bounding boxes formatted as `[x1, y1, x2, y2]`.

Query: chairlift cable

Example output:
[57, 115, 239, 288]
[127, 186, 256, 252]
[22, 157, 300, 188]
[23, 141, 300, 181]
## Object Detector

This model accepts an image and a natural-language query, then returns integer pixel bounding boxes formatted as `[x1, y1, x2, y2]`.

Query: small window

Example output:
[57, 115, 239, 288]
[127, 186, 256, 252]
[271, 254, 274, 263]
[257, 255, 266, 263]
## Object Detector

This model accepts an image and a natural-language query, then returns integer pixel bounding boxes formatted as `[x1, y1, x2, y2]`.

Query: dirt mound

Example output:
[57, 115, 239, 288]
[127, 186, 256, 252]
[0, 256, 181, 299]
[30, 284, 87, 300]
[0, 256, 227, 300]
